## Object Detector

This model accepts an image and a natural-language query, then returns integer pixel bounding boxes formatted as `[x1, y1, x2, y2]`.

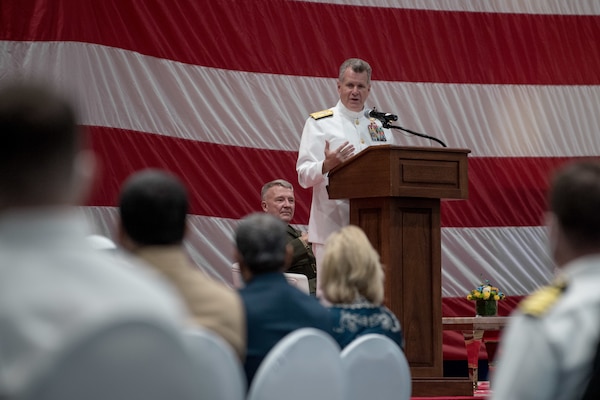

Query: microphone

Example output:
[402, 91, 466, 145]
[364, 107, 398, 122]
[364, 107, 448, 147]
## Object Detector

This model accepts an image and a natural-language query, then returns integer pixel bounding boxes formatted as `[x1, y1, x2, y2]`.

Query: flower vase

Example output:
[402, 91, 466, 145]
[475, 300, 498, 317]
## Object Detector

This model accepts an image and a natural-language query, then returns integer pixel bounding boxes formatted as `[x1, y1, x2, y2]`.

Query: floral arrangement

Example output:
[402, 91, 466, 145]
[466, 279, 506, 301]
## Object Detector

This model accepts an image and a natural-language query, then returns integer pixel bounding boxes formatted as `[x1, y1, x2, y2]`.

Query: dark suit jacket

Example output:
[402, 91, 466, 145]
[239, 272, 333, 385]
[286, 224, 316, 279]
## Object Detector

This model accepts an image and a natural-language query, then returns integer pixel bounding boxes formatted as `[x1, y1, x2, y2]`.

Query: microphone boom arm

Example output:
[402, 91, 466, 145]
[382, 121, 447, 148]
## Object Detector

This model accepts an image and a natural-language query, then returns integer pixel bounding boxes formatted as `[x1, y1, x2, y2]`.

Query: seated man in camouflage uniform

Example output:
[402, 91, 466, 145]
[260, 179, 316, 295]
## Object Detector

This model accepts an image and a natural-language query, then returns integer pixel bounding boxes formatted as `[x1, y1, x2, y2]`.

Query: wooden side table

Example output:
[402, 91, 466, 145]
[442, 316, 510, 389]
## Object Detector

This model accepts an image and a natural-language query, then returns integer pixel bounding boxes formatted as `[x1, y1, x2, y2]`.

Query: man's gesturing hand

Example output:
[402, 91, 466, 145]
[322, 140, 355, 174]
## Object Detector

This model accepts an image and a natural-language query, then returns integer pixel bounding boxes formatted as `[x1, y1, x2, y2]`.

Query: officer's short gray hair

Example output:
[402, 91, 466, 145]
[261, 179, 293, 201]
[338, 58, 372, 84]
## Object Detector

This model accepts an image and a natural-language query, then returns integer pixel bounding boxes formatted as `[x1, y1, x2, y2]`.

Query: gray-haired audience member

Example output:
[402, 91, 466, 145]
[492, 160, 600, 400]
[0, 82, 188, 397]
[235, 212, 333, 386]
[261, 179, 317, 295]
[117, 168, 246, 360]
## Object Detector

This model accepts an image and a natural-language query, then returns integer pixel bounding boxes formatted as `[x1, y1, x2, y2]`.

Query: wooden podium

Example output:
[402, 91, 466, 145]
[328, 145, 472, 396]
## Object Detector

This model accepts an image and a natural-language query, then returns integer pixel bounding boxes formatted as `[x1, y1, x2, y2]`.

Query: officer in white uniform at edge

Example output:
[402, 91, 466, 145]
[296, 57, 399, 298]
[491, 161, 600, 400]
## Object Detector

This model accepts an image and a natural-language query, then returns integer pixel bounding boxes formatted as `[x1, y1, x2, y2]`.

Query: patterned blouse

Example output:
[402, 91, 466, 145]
[328, 297, 404, 350]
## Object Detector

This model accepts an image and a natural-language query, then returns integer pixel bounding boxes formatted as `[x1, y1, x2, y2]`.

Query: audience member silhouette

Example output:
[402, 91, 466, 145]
[320, 225, 404, 349]
[0, 82, 188, 398]
[234, 212, 333, 385]
[492, 160, 600, 400]
[118, 168, 246, 360]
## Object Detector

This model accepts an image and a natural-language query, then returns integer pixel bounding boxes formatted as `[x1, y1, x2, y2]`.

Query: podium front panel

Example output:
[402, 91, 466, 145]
[351, 197, 442, 377]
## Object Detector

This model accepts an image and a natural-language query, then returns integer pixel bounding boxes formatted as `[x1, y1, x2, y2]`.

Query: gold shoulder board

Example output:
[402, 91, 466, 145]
[519, 280, 567, 317]
[310, 109, 334, 120]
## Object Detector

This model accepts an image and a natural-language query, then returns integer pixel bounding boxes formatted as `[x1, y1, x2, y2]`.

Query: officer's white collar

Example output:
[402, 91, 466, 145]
[336, 100, 365, 121]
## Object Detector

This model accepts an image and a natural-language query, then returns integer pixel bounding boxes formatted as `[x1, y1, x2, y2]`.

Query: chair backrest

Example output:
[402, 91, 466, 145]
[281, 272, 310, 294]
[231, 262, 244, 288]
[231, 263, 310, 294]
[85, 234, 117, 251]
[21, 316, 203, 400]
[183, 327, 246, 400]
[247, 328, 344, 400]
[340, 334, 412, 400]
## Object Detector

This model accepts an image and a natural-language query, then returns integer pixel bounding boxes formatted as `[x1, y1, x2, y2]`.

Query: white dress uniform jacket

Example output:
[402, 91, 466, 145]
[296, 100, 396, 244]
[491, 255, 600, 400]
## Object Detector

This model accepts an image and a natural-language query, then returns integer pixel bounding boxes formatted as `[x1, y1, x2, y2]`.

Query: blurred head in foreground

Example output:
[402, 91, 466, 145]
[547, 160, 600, 268]
[0, 81, 95, 211]
[118, 169, 188, 250]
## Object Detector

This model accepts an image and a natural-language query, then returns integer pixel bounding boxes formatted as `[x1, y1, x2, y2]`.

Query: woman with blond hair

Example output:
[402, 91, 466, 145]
[320, 225, 404, 349]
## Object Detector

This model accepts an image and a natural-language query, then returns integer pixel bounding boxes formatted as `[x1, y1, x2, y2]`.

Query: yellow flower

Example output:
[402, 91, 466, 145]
[482, 287, 491, 300]
[466, 279, 506, 302]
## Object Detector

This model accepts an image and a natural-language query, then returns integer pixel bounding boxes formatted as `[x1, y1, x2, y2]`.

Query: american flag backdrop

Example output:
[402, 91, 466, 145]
[2, 0, 600, 360]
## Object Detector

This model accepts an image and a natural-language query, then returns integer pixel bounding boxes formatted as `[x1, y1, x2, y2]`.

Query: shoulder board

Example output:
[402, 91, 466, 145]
[519, 279, 567, 317]
[310, 109, 334, 120]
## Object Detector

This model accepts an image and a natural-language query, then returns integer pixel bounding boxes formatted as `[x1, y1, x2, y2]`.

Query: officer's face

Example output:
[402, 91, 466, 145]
[261, 185, 295, 223]
[337, 68, 371, 112]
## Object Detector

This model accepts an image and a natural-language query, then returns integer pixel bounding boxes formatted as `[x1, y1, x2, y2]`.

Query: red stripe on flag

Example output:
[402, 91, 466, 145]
[2, 1, 600, 84]
[441, 156, 593, 228]
[85, 126, 591, 227]
[85, 126, 310, 220]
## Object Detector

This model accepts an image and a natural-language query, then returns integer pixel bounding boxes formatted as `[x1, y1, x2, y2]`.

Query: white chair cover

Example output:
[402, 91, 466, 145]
[281, 272, 310, 294]
[21, 316, 204, 400]
[85, 234, 117, 251]
[231, 262, 244, 288]
[231, 263, 310, 294]
[247, 328, 344, 400]
[340, 334, 412, 400]
[184, 327, 246, 400]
